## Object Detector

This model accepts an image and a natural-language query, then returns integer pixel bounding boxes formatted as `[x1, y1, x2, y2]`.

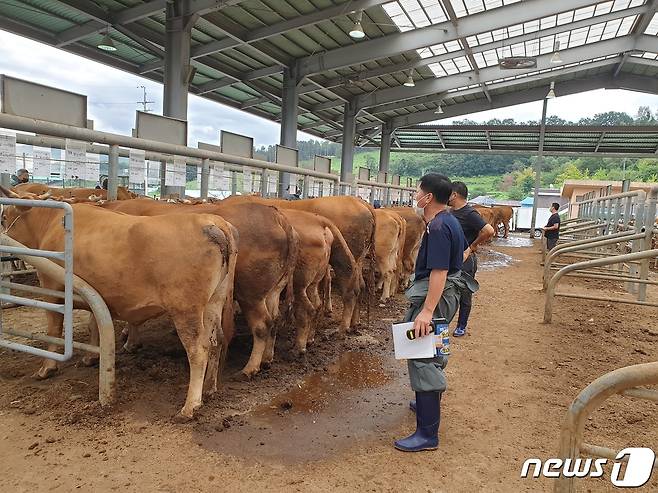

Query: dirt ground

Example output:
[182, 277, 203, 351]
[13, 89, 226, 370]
[1, 237, 657, 492]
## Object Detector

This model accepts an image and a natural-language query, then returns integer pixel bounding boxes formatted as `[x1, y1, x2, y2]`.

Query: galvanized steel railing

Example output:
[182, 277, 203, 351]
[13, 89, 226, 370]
[543, 186, 658, 323]
[555, 362, 658, 493]
[0, 199, 115, 405]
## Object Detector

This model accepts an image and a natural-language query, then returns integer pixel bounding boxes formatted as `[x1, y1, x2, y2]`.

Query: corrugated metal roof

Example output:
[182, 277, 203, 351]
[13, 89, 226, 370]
[0, 0, 656, 143]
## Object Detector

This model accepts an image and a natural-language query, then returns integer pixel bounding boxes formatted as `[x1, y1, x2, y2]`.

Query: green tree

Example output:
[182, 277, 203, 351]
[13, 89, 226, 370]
[635, 159, 658, 181]
[555, 163, 589, 185]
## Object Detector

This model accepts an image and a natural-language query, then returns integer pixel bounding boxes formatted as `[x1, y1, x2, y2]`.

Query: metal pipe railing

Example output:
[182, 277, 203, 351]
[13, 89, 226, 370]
[2, 113, 417, 197]
[555, 362, 658, 493]
[0, 234, 115, 406]
[543, 230, 644, 289]
[544, 249, 658, 323]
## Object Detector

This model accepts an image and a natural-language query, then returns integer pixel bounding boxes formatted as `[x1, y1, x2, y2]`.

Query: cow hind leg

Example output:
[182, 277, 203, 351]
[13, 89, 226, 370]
[81, 314, 100, 367]
[241, 301, 271, 378]
[293, 288, 314, 356]
[172, 311, 210, 420]
[263, 283, 287, 368]
[35, 310, 64, 380]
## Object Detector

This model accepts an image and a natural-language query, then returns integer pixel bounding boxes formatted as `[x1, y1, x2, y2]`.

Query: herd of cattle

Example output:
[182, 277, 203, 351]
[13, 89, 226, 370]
[0, 183, 512, 420]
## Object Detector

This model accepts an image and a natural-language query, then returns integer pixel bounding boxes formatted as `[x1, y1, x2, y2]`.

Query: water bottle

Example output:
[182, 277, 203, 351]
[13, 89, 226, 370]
[432, 318, 450, 357]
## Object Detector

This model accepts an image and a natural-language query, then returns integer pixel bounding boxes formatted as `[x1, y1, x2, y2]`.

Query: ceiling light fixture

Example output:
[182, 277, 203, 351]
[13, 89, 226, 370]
[349, 11, 366, 40]
[546, 81, 556, 99]
[550, 40, 562, 64]
[434, 104, 444, 114]
[404, 70, 415, 87]
[97, 27, 117, 52]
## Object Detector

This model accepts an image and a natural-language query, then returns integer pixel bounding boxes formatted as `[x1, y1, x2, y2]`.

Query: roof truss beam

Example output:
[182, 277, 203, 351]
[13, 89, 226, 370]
[298, 0, 604, 78]
[141, 0, 392, 73]
[389, 73, 658, 129]
[354, 36, 653, 111]
[306, 3, 647, 107]
[614, 0, 658, 75]
[56, 0, 167, 46]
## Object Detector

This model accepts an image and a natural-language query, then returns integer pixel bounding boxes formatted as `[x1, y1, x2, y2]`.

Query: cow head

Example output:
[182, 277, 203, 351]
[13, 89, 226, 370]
[0, 185, 50, 236]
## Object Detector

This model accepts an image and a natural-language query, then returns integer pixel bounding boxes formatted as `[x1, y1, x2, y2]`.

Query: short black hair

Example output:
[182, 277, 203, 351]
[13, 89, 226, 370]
[17, 168, 28, 175]
[419, 173, 453, 205]
[552, 202, 560, 211]
[452, 181, 468, 200]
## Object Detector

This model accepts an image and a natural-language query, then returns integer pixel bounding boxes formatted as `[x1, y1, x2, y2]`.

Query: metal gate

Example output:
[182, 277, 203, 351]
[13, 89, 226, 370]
[0, 198, 115, 405]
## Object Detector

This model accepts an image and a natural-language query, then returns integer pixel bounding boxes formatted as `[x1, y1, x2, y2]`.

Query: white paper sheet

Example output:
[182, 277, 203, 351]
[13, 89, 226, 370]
[391, 322, 435, 360]
[129, 149, 146, 184]
[0, 133, 17, 174]
[32, 149, 52, 178]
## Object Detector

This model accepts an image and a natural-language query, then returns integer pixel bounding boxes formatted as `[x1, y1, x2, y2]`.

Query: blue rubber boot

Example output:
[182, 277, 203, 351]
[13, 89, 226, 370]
[395, 392, 441, 452]
[453, 326, 467, 337]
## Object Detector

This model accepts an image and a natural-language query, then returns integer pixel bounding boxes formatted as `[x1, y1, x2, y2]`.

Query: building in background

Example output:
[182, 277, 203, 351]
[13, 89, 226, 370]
[561, 180, 657, 218]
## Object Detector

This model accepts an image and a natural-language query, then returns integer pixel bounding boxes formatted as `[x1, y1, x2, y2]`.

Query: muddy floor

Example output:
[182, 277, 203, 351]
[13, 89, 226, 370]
[1, 235, 657, 492]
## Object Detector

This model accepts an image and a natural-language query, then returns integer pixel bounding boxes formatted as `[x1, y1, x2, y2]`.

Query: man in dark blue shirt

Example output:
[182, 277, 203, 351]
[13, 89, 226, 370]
[395, 173, 477, 453]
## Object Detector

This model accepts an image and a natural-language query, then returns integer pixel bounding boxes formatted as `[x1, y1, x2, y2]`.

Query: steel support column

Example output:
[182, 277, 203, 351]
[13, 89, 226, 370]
[162, 1, 195, 198]
[279, 65, 300, 198]
[340, 101, 358, 194]
[530, 97, 549, 238]
[379, 123, 392, 174]
[107, 144, 119, 201]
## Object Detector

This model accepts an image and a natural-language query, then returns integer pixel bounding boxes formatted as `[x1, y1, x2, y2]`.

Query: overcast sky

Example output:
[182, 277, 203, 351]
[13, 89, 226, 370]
[1, 30, 657, 148]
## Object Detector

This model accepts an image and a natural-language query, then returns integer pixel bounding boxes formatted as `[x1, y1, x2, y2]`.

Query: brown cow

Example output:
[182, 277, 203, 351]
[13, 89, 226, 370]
[101, 198, 298, 378]
[277, 210, 333, 355]
[14, 183, 137, 200]
[224, 195, 375, 328]
[0, 187, 237, 419]
[387, 207, 424, 290]
[373, 209, 405, 300]
[279, 210, 359, 340]
[491, 205, 514, 238]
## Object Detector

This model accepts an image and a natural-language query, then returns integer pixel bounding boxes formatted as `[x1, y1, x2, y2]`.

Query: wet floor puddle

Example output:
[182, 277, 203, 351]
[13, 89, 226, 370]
[492, 235, 534, 248]
[479, 250, 516, 271]
[254, 351, 391, 416]
[195, 352, 408, 463]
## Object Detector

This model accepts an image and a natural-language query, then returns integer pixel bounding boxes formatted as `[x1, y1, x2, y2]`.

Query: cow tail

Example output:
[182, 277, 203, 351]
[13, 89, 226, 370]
[278, 208, 298, 323]
[363, 207, 377, 324]
[324, 219, 358, 297]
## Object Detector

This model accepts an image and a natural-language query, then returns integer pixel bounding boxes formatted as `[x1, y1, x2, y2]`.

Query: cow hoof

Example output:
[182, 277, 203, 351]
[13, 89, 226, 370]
[173, 412, 195, 423]
[261, 360, 272, 370]
[81, 355, 99, 367]
[33, 366, 57, 380]
[237, 369, 256, 381]
[202, 387, 217, 399]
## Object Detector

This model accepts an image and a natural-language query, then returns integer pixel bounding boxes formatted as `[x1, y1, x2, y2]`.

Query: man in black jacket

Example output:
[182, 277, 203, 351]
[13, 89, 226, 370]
[448, 182, 495, 337]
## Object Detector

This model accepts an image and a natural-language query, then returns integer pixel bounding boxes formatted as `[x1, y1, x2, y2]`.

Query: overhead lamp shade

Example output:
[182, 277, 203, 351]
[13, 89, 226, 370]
[349, 21, 366, 39]
[97, 33, 117, 52]
[550, 51, 562, 64]
[434, 105, 444, 114]
[404, 74, 415, 87]
[546, 81, 556, 99]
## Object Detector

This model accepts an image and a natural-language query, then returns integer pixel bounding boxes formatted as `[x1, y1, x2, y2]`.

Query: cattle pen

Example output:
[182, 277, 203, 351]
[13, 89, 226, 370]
[1, 0, 658, 491]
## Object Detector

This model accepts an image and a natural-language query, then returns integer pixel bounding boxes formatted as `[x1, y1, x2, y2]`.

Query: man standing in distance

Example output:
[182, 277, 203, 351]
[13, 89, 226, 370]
[448, 182, 495, 337]
[543, 202, 561, 251]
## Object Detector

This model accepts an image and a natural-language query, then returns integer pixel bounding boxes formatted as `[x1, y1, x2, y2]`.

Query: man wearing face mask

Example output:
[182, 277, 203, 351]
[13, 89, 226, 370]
[395, 173, 478, 453]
